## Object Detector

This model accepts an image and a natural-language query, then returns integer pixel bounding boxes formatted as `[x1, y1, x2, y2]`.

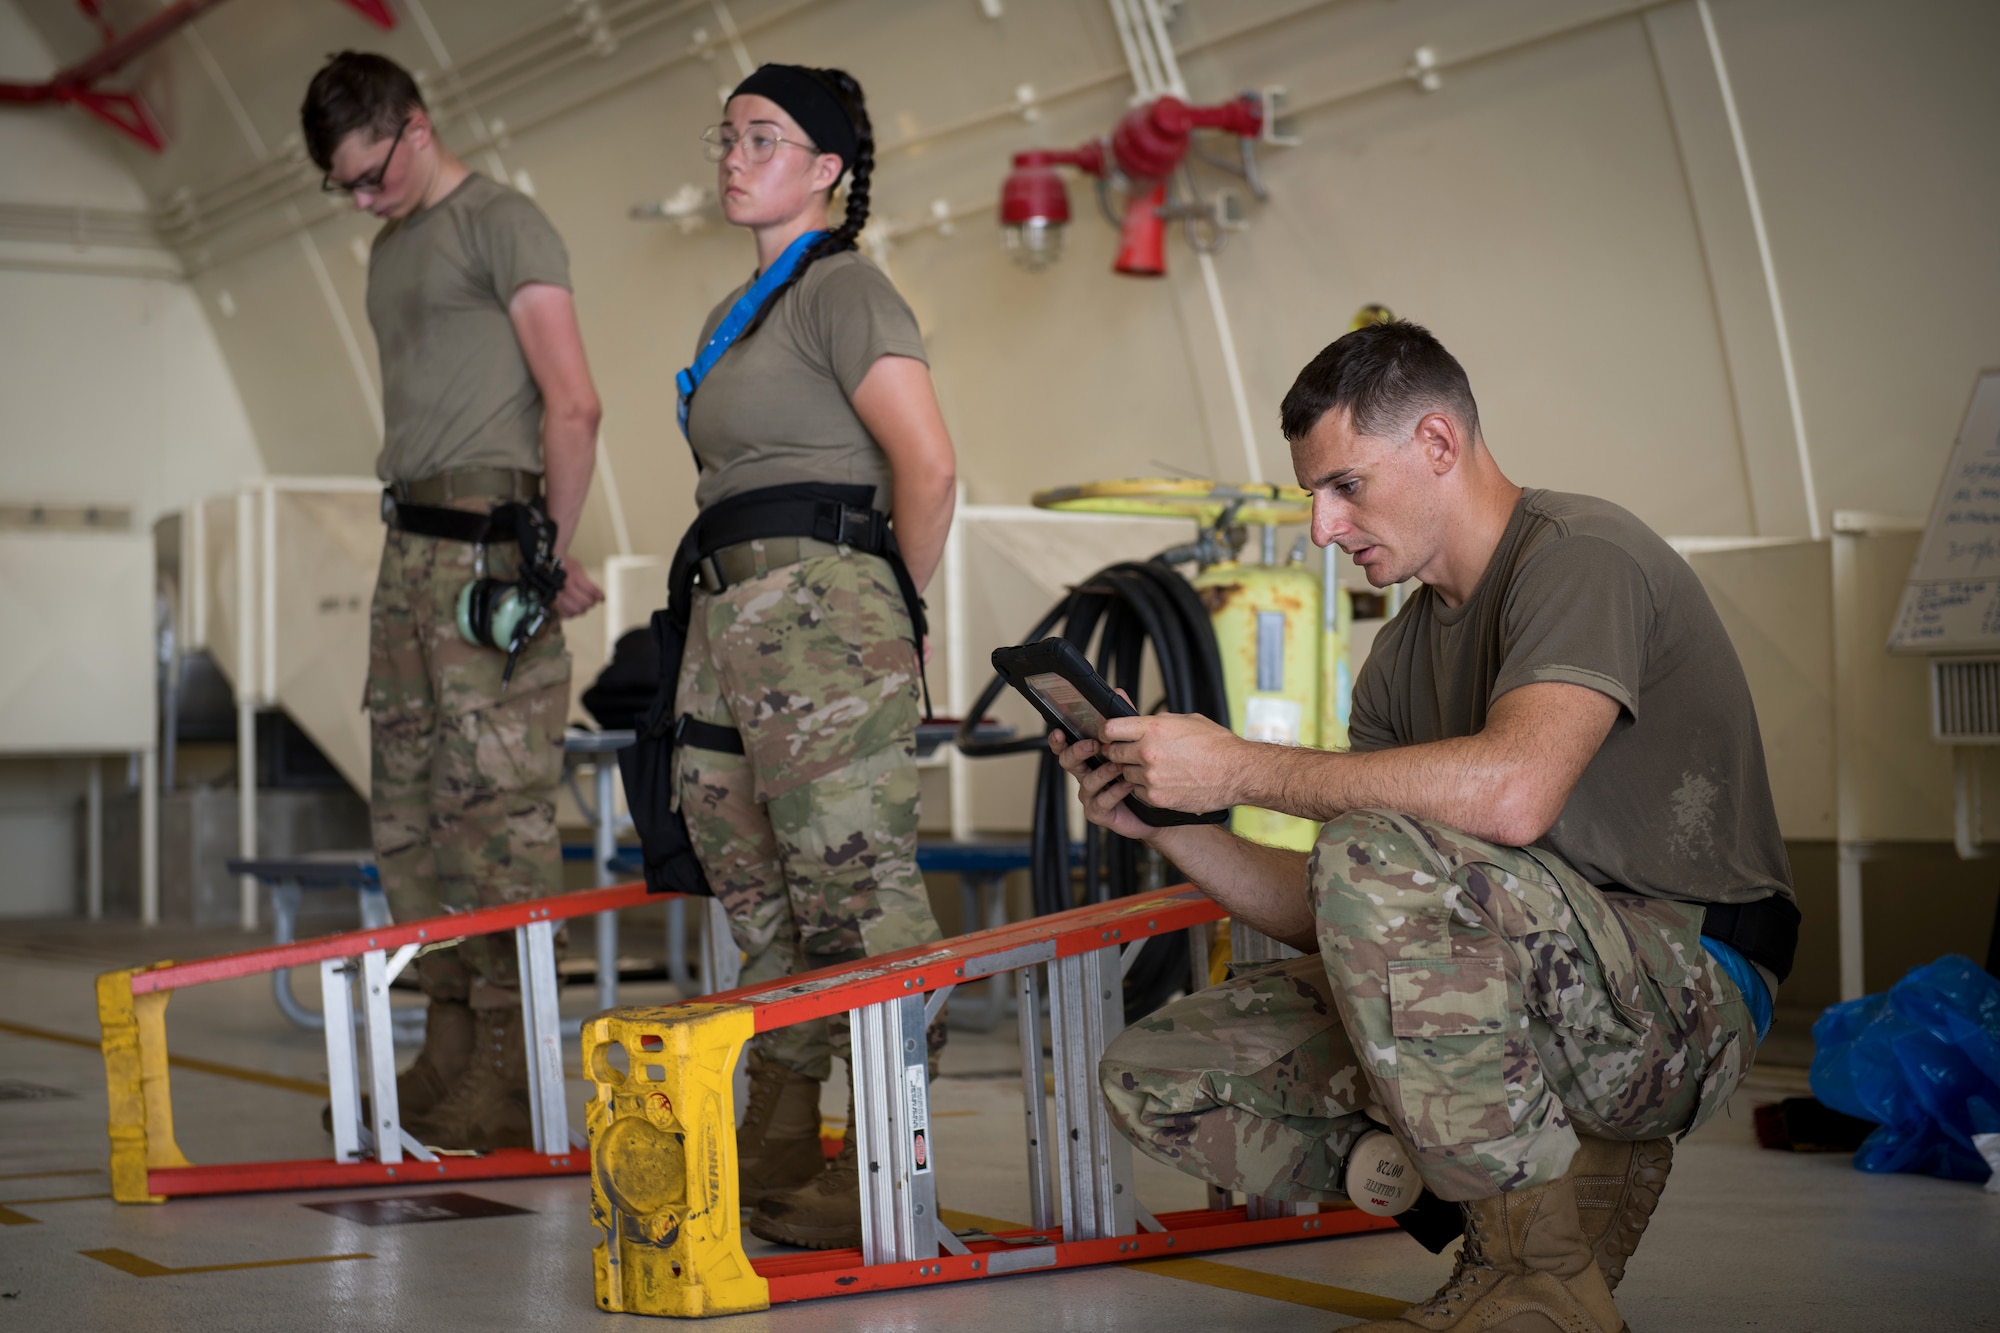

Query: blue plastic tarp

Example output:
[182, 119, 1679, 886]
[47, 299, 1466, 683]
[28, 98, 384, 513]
[1810, 954, 2000, 1185]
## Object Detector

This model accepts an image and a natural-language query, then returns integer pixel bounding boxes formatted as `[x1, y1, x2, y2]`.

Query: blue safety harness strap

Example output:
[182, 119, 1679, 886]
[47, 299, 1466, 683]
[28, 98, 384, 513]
[675, 228, 826, 440]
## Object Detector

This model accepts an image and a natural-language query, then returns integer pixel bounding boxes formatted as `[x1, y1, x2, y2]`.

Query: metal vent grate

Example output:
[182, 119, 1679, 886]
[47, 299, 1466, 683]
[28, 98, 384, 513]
[1931, 658, 2000, 743]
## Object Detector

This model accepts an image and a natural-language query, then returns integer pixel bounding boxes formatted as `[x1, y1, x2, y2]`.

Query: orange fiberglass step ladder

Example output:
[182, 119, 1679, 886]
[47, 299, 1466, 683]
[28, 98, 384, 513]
[95, 882, 672, 1200]
[95, 880, 1399, 1313]
[584, 885, 1398, 1316]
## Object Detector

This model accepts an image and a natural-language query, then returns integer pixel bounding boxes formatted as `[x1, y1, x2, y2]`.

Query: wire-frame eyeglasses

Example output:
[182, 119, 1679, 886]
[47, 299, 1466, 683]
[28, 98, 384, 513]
[323, 119, 411, 195]
[700, 124, 819, 165]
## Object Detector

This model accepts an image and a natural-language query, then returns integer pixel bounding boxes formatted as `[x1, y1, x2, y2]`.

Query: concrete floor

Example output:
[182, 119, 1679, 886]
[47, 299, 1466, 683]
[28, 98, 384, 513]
[1, 917, 1995, 1332]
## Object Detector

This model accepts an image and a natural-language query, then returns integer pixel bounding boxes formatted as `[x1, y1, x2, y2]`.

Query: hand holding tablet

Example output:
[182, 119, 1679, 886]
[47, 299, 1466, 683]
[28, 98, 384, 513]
[991, 638, 1231, 828]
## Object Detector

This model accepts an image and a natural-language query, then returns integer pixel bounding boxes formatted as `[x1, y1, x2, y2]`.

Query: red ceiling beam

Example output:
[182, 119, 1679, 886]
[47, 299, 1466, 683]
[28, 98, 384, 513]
[340, 0, 396, 28]
[0, 0, 397, 152]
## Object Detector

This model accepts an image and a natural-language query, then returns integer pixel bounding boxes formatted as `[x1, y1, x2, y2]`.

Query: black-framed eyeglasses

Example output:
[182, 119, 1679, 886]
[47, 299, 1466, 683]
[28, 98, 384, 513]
[322, 119, 410, 195]
[700, 124, 818, 164]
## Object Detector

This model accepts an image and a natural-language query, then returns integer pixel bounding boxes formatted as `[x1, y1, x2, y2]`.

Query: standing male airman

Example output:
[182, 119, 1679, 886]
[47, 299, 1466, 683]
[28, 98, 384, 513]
[303, 51, 604, 1149]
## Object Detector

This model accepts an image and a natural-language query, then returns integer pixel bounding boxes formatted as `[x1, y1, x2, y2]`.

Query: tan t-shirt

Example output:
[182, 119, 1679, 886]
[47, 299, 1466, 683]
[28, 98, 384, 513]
[1351, 488, 1793, 908]
[685, 250, 926, 512]
[366, 173, 571, 483]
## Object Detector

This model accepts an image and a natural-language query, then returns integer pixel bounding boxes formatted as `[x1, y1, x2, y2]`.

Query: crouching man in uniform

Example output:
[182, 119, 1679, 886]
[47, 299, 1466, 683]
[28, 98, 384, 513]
[302, 52, 605, 1149]
[1053, 321, 1797, 1332]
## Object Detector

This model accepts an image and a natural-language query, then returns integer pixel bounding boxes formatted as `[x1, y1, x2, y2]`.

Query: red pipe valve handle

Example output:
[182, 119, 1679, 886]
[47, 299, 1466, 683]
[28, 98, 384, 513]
[1110, 95, 1261, 181]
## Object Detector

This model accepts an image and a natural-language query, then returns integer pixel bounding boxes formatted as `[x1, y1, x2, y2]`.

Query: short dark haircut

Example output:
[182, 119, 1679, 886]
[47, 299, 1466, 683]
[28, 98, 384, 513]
[301, 52, 425, 172]
[1279, 320, 1481, 446]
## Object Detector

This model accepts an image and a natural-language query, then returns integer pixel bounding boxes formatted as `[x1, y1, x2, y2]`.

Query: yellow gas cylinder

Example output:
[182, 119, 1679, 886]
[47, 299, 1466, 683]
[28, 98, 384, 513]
[1193, 552, 1350, 851]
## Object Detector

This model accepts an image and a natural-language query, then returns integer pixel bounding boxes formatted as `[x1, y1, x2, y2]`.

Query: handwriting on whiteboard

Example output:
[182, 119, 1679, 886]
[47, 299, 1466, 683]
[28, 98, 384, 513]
[1890, 371, 2000, 652]
[1893, 581, 2000, 645]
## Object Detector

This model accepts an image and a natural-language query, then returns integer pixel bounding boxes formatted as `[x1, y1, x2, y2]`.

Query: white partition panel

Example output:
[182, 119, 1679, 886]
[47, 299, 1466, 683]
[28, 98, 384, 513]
[267, 484, 381, 796]
[0, 531, 154, 753]
[1833, 519, 1953, 845]
[1674, 537, 1836, 840]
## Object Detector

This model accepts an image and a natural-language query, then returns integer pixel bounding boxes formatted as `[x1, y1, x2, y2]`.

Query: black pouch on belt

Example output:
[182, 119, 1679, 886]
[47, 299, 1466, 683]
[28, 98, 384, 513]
[616, 607, 721, 897]
[617, 481, 926, 897]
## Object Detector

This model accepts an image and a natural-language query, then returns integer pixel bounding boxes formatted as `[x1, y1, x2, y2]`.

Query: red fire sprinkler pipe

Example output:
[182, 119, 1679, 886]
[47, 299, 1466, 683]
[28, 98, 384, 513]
[0, 0, 394, 153]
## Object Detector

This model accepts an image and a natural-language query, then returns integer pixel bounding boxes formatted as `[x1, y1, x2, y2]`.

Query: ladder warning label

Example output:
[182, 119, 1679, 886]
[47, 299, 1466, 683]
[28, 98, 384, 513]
[906, 1064, 932, 1174]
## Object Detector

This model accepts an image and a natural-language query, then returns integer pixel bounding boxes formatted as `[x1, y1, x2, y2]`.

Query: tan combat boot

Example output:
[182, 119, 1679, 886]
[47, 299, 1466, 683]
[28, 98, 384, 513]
[747, 1087, 862, 1251]
[405, 1005, 534, 1151]
[320, 997, 474, 1134]
[737, 1052, 829, 1207]
[1345, 1175, 1625, 1333]
[1570, 1135, 1673, 1292]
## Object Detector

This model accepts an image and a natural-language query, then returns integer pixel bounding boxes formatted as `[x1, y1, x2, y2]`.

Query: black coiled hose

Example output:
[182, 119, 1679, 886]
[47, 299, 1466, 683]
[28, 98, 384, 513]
[957, 558, 1230, 1017]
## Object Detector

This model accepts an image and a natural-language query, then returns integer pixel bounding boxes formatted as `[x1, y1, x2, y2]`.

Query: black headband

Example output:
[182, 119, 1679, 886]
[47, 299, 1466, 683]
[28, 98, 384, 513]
[728, 64, 858, 179]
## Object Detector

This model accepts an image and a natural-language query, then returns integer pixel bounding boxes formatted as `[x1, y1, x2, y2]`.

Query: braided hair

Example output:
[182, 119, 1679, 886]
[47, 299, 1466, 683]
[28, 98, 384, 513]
[738, 66, 873, 340]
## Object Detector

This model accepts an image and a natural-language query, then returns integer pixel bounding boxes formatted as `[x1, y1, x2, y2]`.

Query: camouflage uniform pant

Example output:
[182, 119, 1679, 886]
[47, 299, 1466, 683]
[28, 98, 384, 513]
[673, 546, 943, 1082]
[367, 525, 570, 1009]
[1101, 809, 1756, 1202]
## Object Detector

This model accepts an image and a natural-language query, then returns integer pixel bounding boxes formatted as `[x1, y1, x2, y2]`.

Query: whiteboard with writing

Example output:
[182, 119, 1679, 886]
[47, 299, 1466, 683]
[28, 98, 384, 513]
[1889, 371, 2000, 653]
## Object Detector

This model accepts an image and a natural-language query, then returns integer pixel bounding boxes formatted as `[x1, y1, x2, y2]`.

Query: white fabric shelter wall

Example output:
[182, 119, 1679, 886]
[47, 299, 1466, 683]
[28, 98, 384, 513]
[0, 532, 154, 753]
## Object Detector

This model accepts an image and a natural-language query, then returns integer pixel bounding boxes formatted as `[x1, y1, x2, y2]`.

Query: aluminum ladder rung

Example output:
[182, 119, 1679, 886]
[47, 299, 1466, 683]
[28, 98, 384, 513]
[516, 918, 570, 1156]
[1047, 945, 1136, 1241]
[852, 992, 941, 1266]
[321, 947, 409, 1166]
[323, 920, 573, 1168]
[849, 944, 1147, 1270]
[1017, 962, 1055, 1231]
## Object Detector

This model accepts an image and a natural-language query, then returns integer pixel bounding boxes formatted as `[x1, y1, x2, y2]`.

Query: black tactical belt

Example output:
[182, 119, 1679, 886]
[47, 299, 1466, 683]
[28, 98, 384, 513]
[379, 493, 514, 543]
[693, 500, 892, 593]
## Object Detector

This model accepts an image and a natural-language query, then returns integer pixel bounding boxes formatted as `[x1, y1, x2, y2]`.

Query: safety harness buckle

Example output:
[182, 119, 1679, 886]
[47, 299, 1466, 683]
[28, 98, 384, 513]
[697, 554, 727, 594]
[815, 502, 883, 550]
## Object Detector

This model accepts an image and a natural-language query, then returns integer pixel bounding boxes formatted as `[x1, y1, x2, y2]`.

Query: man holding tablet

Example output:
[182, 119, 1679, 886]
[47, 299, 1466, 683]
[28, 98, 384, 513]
[1050, 321, 1795, 1333]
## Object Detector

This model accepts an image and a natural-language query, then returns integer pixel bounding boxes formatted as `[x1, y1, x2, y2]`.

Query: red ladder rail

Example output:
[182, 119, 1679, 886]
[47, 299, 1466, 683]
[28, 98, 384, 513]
[97, 883, 665, 1202]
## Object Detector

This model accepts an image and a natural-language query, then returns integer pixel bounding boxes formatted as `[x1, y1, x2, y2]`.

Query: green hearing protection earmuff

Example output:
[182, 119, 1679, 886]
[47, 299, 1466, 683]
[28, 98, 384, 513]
[456, 502, 567, 688]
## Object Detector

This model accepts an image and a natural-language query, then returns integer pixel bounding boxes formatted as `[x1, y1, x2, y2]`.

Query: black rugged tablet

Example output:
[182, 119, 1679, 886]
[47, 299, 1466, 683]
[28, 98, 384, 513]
[991, 637, 1230, 828]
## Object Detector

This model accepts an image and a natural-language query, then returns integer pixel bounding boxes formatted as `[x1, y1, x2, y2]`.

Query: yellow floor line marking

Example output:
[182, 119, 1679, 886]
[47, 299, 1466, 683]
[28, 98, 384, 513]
[0, 1168, 102, 1182]
[0, 1194, 111, 1226]
[933, 1208, 1408, 1318]
[0, 1019, 328, 1097]
[0, 1018, 98, 1050]
[1127, 1256, 1408, 1320]
[938, 1208, 1034, 1236]
[80, 1248, 373, 1277]
[156, 1053, 327, 1097]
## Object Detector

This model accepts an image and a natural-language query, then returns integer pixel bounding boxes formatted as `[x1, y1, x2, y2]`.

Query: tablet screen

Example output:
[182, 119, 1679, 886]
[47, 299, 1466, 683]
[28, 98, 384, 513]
[1026, 671, 1109, 740]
